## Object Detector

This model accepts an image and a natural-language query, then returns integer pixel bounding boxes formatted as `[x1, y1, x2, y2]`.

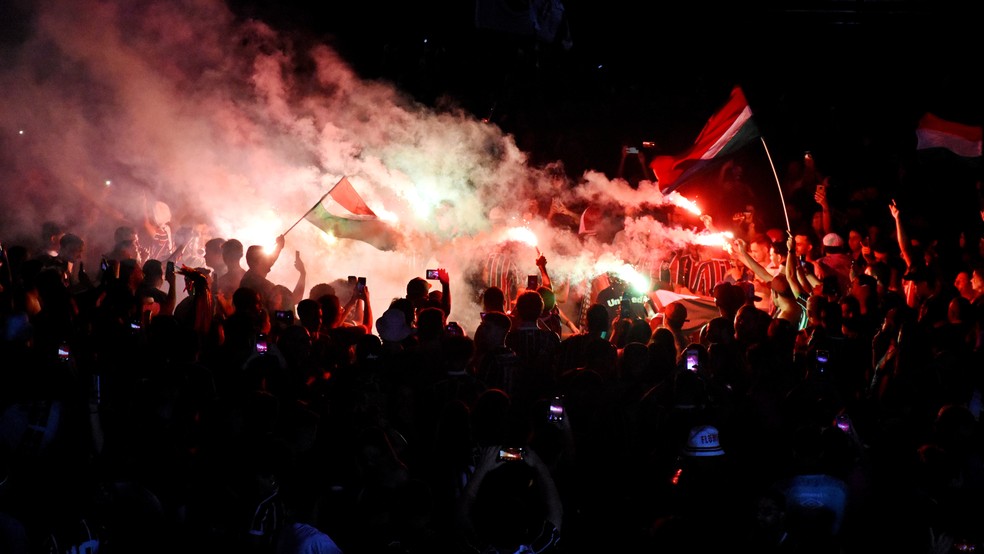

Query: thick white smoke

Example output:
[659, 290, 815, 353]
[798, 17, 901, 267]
[0, 0, 721, 333]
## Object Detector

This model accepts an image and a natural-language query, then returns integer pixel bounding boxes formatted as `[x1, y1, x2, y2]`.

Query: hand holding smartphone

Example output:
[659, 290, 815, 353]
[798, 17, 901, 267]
[497, 447, 525, 462]
[426, 269, 440, 280]
[685, 347, 699, 371]
[548, 396, 565, 422]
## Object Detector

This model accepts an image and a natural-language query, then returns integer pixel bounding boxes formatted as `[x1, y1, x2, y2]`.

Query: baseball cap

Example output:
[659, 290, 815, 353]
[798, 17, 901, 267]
[737, 281, 762, 303]
[822, 232, 845, 248]
[664, 302, 689, 325]
[375, 308, 413, 342]
[683, 424, 725, 457]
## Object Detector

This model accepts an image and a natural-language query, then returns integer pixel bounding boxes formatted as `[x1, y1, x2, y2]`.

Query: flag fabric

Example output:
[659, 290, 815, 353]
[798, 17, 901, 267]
[650, 86, 760, 194]
[304, 177, 401, 251]
[915, 112, 982, 158]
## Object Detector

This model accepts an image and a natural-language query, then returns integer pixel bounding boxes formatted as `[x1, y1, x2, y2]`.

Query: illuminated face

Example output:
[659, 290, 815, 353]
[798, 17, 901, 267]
[793, 235, 812, 257]
[954, 271, 971, 292]
[749, 242, 769, 265]
[972, 270, 984, 293]
[769, 247, 782, 267]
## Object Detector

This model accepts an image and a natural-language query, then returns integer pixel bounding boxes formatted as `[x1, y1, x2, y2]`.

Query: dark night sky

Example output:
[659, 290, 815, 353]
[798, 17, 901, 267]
[219, 0, 981, 234]
[226, 0, 980, 178]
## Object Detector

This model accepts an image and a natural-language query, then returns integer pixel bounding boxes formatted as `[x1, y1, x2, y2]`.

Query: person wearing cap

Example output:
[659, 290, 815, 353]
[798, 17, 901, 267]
[813, 232, 853, 299]
[406, 268, 451, 321]
[647, 424, 741, 552]
[661, 301, 691, 357]
[889, 199, 941, 310]
[375, 304, 415, 349]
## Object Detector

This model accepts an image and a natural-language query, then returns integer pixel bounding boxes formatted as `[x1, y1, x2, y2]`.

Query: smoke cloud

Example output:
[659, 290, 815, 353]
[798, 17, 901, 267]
[0, 0, 720, 332]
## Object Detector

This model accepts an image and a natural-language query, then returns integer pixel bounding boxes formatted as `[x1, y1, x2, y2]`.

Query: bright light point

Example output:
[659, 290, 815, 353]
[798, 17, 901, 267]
[593, 260, 651, 294]
[666, 192, 702, 215]
[597, 64, 603, 69]
[694, 231, 735, 250]
[618, 265, 651, 294]
[18, 130, 24, 135]
[423, 38, 428, 44]
[104, 180, 112, 186]
[499, 226, 538, 247]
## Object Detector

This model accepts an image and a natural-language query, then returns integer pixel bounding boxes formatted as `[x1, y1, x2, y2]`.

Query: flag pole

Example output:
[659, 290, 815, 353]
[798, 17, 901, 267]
[759, 137, 791, 232]
[283, 190, 331, 236]
[283, 176, 348, 236]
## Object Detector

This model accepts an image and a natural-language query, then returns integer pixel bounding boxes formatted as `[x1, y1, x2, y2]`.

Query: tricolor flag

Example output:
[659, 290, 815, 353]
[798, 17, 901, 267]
[650, 86, 760, 194]
[915, 113, 982, 158]
[304, 177, 401, 251]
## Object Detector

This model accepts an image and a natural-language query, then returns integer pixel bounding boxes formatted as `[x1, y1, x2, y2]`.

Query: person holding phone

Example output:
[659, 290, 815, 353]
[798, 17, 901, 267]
[406, 268, 451, 320]
[458, 445, 563, 553]
[135, 258, 177, 316]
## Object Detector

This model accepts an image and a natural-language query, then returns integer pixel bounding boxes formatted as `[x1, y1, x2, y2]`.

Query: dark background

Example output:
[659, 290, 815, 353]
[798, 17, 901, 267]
[226, 0, 981, 237]
[226, 0, 980, 175]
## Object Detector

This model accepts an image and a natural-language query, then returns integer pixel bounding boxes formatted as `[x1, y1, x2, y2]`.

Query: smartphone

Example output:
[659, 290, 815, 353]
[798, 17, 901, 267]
[426, 269, 440, 280]
[166, 260, 175, 277]
[685, 347, 699, 371]
[58, 342, 71, 361]
[815, 349, 829, 372]
[835, 413, 851, 433]
[446, 321, 463, 336]
[357, 276, 366, 292]
[274, 310, 294, 325]
[256, 334, 268, 354]
[527, 274, 539, 290]
[347, 275, 356, 285]
[798, 254, 807, 268]
[497, 447, 525, 462]
[100, 257, 109, 273]
[548, 396, 565, 422]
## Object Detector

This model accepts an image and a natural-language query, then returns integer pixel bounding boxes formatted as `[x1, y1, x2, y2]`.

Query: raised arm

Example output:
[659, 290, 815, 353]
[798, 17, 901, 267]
[291, 250, 306, 306]
[270, 234, 286, 268]
[438, 268, 451, 317]
[735, 238, 774, 284]
[536, 254, 552, 290]
[889, 199, 914, 269]
[785, 234, 807, 298]
[815, 178, 833, 236]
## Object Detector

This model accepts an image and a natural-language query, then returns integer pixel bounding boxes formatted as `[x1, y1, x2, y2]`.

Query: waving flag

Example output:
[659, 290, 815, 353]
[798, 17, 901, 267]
[916, 113, 982, 158]
[650, 86, 760, 194]
[304, 177, 401, 251]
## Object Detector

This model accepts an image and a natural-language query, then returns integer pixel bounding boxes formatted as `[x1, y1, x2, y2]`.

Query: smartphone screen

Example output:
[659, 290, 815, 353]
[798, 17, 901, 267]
[497, 447, 525, 462]
[256, 334, 268, 354]
[426, 269, 440, 280]
[527, 275, 539, 290]
[685, 348, 699, 371]
[548, 397, 564, 422]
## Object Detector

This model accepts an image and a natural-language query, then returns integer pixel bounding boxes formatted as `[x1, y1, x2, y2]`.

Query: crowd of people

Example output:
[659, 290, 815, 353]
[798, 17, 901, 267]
[1, 159, 984, 553]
